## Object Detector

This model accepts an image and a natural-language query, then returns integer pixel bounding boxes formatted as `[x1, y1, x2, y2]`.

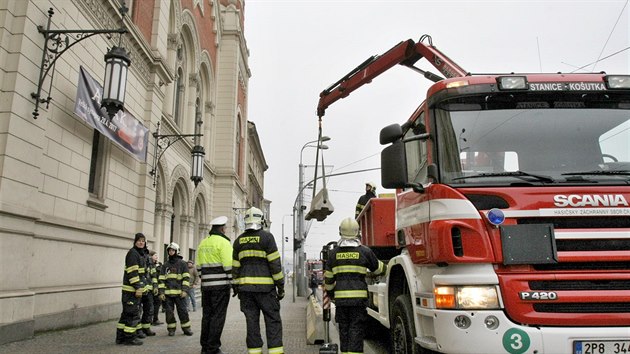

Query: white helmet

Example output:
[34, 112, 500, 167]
[167, 242, 180, 255]
[366, 182, 377, 192]
[244, 207, 264, 230]
[339, 217, 359, 239]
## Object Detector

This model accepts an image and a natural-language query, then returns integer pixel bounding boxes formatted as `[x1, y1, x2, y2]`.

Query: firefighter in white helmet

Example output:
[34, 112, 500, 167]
[158, 242, 193, 336]
[355, 182, 377, 218]
[324, 217, 386, 354]
[232, 207, 285, 354]
[196, 216, 233, 354]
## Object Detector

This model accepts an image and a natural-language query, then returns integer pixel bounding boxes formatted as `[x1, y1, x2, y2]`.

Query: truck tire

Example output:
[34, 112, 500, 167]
[391, 294, 424, 354]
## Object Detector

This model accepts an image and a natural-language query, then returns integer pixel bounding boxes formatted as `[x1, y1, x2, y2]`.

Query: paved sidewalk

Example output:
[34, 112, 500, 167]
[0, 295, 330, 354]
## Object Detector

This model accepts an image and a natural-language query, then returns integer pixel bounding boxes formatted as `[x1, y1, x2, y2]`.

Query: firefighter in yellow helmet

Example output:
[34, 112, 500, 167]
[233, 207, 285, 354]
[355, 182, 377, 218]
[196, 216, 233, 354]
[324, 217, 386, 354]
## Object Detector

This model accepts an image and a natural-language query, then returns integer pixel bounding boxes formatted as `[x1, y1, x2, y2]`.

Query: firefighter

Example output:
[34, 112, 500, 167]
[158, 242, 193, 336]
[139, 245, 156, 337]
[115, 232, 147, 346]
[233, 207, 285, 354]
[355, 182, 377, 218]
[196, 215, 233, 354]
[324, 217, 386, 354]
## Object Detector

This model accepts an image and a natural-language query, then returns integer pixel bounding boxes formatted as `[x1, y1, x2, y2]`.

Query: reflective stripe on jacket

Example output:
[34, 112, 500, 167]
[122, 247, 146, 293]
[158, 255, 190, 296]
[324, 242, 385, 307]
[233, 229, 284, 292]
[196, 232, 233, 290]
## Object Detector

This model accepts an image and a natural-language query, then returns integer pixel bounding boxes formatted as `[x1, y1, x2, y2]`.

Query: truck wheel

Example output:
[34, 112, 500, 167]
[391, 294, 423, 354]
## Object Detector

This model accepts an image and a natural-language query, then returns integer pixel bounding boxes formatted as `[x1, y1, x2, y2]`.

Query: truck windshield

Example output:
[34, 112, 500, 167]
[433, 94, 630, 186]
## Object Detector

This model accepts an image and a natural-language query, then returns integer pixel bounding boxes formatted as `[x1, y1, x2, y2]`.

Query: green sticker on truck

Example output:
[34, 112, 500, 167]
[502, 328, 530, 354]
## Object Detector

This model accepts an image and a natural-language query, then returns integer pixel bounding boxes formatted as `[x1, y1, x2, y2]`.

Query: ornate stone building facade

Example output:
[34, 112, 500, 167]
[0, 0, 265, 343]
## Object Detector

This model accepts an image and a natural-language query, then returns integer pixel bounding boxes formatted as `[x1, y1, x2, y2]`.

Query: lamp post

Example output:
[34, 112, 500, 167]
[295, 136, 330, 298]
[31, 5, 129, 119]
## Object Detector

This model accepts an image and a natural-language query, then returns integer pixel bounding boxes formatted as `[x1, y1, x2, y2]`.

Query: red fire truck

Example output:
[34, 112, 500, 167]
[317, 35, 630, 354]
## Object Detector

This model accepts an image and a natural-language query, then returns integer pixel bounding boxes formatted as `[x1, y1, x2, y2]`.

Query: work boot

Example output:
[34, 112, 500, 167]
[183, 328, 193, 336]
[136, 330, 146, 339]
[144, 328, 156, 336]
[124, 338, 143, 346]
[168, 330, 175, 336]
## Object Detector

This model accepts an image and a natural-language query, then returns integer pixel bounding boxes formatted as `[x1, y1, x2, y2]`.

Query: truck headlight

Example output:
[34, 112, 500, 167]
[434, 285, 500, 309]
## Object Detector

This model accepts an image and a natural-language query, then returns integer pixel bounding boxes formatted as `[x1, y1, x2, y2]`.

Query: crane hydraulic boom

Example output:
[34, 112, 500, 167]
[317, 35, 467, 117]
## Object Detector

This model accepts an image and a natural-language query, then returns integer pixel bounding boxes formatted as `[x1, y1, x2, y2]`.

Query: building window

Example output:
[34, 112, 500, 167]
[87, 130, 109, 209]
[174, 67, 184, 127]
[236, 116, 243, 177]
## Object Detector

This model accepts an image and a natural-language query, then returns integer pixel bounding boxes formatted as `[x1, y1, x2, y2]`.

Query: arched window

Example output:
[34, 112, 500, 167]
[173, 40, 185, 128]
[236, 115, 243, 178]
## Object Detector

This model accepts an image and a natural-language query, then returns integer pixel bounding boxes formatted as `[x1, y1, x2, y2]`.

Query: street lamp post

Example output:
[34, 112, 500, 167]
[296, 137, 330, 298]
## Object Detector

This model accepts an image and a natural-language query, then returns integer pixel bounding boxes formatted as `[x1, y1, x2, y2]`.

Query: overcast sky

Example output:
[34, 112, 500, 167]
[243, 0, 629, 262]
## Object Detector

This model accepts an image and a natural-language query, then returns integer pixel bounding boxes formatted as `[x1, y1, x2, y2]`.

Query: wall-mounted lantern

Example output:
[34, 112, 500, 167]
[31, 4, 129, 119]
[149, 122, 204, 188]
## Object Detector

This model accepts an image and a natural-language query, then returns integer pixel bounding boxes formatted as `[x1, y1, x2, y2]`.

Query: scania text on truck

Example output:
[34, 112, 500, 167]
[317, 35, 630, 354]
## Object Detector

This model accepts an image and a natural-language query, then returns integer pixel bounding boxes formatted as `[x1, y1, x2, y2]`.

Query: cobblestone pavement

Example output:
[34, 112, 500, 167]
[0, 296, 328, 354]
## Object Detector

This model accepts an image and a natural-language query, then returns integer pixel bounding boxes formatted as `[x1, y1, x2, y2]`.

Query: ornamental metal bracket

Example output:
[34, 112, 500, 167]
[31, 6, 128, 119]
[149, 121, 203, 187]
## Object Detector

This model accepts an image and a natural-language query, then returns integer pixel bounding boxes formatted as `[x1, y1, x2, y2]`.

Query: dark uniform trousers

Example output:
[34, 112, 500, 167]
[200, 288, 230, 353]
[151, 292, 162, 323]
[140, 293, 154, 330]
[164, 296, 191, 331]
[240, 291, 283, 351]
[336, 305, 368, 353]
[116, 292, 141, 341]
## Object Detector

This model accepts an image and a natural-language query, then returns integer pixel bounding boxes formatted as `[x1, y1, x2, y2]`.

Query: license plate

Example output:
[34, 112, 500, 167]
[574, 340, 630, 354]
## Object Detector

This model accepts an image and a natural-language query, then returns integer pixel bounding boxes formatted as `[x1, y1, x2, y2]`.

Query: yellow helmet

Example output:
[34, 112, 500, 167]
[244, 207, 264, 230]
[339, 217, 359, 239]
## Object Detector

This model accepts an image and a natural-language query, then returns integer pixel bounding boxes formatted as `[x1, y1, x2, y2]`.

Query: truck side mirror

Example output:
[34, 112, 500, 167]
[380, 124, 403, 145]
[381, 140, 408, 188]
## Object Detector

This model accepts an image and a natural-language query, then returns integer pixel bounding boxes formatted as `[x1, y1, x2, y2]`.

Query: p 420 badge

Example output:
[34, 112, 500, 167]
[519, 291, 558, 300]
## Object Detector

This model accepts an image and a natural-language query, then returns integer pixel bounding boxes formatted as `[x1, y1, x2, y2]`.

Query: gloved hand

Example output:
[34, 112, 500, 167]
[276, 287, 285, 301]
[180, 292, 187, 298]
[232, 285, 239, 298]
[134, 288, 143, 299]
[159, 294, 166, 301]
[153, 288, 158, 296]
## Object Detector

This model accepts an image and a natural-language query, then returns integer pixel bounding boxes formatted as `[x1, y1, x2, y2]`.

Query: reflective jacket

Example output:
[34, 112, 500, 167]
[196, 231, 233, 290]
[158, 255, 190, 296]
[324, 239, 385, 307]
[233, 228, 284, 293]
[149, 260, 160, 293]
[121, 246, 146, 294]
[140, 249, 152, 293]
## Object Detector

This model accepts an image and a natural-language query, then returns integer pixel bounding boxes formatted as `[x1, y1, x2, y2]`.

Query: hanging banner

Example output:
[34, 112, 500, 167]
[73, 66, 148, 162]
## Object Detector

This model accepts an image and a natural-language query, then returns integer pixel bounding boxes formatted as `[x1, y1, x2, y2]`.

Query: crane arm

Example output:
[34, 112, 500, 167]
[317, 35, 467, 117]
